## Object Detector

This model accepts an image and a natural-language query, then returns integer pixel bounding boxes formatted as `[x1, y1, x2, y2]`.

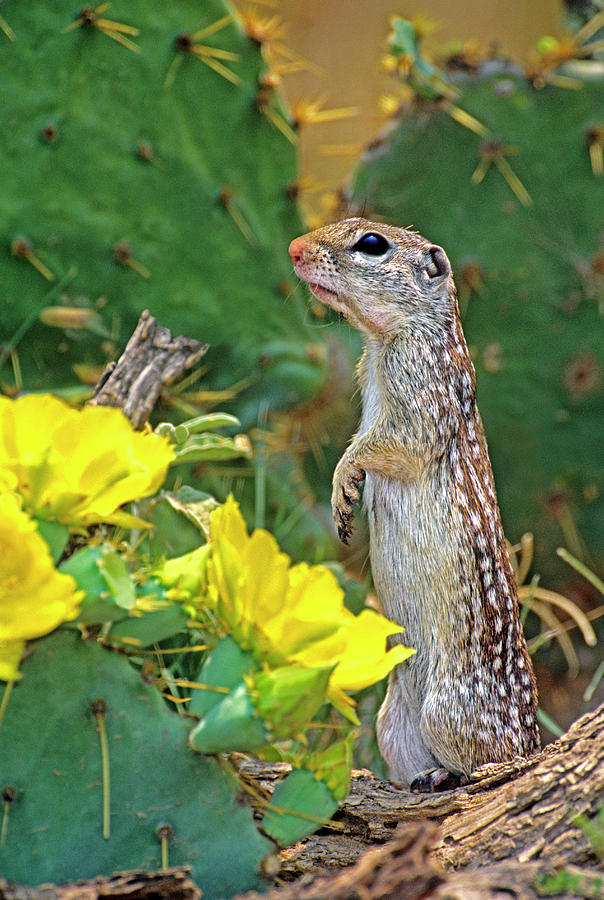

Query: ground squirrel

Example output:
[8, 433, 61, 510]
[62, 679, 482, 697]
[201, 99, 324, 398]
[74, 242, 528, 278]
[289, 218, 539, 792]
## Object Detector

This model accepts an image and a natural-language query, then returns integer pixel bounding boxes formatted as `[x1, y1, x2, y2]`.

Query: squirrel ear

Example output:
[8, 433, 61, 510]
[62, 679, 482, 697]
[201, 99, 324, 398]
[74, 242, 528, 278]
[420, 245, 450, 281]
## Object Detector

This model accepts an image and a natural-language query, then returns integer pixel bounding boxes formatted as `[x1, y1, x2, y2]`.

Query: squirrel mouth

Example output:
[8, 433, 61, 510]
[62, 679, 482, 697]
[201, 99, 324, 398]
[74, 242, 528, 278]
[308, 281, 345, 310]
[309, 281, 337, 299]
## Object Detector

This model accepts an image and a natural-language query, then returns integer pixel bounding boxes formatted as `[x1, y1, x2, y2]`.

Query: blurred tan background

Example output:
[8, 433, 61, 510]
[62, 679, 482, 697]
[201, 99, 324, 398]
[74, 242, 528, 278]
[237, 0, 564, 215]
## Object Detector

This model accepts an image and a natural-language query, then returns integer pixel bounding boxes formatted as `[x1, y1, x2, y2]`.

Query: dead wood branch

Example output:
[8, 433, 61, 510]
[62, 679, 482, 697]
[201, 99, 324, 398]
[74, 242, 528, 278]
[88, 310, 208, 428]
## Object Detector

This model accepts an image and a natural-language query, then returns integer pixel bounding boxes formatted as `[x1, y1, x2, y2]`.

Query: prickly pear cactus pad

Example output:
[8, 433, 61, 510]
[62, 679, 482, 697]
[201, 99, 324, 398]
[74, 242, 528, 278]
[0, 1, 321, 418]
[352, 61, 603, 576]
[0, 631, 272, 895]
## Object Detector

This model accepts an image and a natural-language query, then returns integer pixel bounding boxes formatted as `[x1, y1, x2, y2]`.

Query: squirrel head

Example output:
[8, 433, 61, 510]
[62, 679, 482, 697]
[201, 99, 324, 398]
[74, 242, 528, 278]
[289, 218, 455, 336]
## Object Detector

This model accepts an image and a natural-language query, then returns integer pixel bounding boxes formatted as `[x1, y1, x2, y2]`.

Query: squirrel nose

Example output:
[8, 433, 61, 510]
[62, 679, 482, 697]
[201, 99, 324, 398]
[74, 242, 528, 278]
[288, 236, 307, 266]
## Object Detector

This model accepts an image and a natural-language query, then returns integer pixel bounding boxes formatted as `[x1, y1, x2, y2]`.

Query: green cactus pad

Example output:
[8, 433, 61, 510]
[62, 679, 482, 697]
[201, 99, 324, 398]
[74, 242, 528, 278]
[0, 1, 322, 420]
[189, 680, 268, 753]
[189, 635, 257, 719]
[262, 768, 338, 847]
[0, 629, 271, 896]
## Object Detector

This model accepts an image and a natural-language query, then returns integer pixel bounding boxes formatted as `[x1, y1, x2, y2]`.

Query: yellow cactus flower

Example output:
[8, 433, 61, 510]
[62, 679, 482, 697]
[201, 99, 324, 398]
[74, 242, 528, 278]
[204, 497, 344, 663]
[0, 492, 83, 680]
[190, 496, 413, 699]
[293, 607, 414, 717]
[0, 394, 174, 527]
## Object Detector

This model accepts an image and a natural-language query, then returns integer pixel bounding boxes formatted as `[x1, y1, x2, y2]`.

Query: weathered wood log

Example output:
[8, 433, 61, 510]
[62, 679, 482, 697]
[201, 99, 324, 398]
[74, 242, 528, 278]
[233, 821, 445, 900]
[231, 702, 603, 897]
[0, 867, 200, 900]
[88, 310, 208, 428]
[233, 839, 602, 900]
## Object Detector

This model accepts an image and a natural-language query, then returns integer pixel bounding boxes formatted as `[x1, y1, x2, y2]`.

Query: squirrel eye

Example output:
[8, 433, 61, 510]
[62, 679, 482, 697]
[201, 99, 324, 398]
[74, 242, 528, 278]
[352, 232, 390, 256]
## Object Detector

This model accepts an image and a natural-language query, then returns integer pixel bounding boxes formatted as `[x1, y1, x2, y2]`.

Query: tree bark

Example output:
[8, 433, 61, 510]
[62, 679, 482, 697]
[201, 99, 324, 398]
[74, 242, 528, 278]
[88, 310, 208, 428]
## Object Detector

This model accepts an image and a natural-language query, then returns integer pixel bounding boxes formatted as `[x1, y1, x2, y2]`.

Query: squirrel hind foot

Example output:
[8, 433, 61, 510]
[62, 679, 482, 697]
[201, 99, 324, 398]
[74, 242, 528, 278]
[409, 768, 469, 793]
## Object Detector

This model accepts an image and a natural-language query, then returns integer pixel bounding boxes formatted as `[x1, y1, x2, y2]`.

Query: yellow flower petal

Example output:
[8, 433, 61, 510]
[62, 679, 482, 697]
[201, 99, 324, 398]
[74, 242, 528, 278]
[327, 609, 414, 692]
[260, 564, 346, 660]
[290, 619, 349, 670]
[241, 529, 290, 623]
[0, 492, 84, 679]
[207, 535, 244, 625]
[209, 494, 249, 551]
[95, 509, 154, 530]
[0, 469, 17, 492]
[0, 394, 173, 528]
[0, 640, 25, 681]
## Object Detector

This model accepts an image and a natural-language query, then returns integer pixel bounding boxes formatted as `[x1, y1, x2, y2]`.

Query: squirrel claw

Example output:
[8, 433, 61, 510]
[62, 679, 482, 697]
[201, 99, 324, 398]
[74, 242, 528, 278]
[334, 501, 356, 544]
[337, 526, 350, 544]
[332, 459, 365, 545]
[336, 510, 354, 544]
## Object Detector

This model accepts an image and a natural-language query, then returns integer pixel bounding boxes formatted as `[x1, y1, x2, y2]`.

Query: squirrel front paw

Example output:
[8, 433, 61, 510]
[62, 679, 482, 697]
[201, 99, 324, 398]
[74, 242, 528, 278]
[331, 457, 365, 544]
